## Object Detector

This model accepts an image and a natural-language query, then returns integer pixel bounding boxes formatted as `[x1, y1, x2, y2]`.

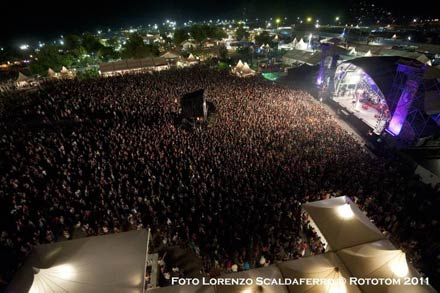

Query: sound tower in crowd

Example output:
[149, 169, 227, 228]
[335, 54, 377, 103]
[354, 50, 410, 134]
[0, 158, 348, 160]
[180, 89, 207, 121]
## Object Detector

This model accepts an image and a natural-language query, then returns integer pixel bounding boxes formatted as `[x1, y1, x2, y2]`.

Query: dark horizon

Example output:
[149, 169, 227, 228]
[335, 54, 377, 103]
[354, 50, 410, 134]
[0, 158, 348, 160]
[1, 0, 436, 46]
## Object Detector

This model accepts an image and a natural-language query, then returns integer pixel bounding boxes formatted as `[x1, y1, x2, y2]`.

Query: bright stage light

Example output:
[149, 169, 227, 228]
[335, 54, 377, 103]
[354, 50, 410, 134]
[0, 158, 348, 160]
[389, 252, 409, 277]
[337, 203, 354, 219]
[19, 44, 29, 50]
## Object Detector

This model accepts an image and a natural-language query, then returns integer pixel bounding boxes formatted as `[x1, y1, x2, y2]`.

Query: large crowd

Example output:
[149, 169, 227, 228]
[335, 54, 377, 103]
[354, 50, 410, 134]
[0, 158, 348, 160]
[0, 66, 438, 289]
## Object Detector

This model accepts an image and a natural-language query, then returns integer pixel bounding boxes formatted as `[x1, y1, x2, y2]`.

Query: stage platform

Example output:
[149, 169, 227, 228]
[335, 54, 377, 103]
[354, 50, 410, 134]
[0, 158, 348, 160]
[333, 96, 381, 130]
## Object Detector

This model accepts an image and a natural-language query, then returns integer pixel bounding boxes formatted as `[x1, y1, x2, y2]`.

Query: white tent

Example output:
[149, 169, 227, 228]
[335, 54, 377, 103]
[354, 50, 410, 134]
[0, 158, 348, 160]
[278, 252, 361, 293]
[349, 48, 357, 56]
[337, 240, 436, 293]
[187, 53, 197, 61]
[232, 60, 256, 77]
[231, 60, 245, 74]
[161, 52, 180, 59]
[8, 230, 148, 293]
[302, 196, 385, 251]
[47, 68, 59, 79]
[16, 72, 31, 88]
[291, 38, 298, 47]
[365, 50, 373, 56]
[295, 38, 308, 51]
[278, 38, 298, 50]
[59, 66, 75, 79]
[241, 62, 255, 75]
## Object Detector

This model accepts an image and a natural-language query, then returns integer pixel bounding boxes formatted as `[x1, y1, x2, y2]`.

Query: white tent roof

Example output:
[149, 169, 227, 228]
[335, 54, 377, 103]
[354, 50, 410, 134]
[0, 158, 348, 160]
[365, 50, 373, 56]
[47, 68, 57, 76]
[187, 53, 197, 61]
[161, 52, 180, 59]
[278, 252, 361, 293]
[8, 230, 148, 293]
[236, 60, 244, 69]
[302, 196, 385, 251]
[17, 72, 31, 82]
[337, 240, 436, 293]
[241, 62, 255, 74]
[295, 38, 307, 51]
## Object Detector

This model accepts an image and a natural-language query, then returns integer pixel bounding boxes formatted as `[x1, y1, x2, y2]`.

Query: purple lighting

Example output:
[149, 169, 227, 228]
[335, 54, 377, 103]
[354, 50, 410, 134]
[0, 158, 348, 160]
[387, 80, 418, 136]
[316, 73, 323, 85]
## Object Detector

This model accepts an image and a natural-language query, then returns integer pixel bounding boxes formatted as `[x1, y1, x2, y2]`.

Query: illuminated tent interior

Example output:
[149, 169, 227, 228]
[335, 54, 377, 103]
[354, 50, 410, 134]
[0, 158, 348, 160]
[277, 252, 360, 293]
[302, 196, 385, 251]
[7, 230, 148, 293]
[337, 240, 436, 293]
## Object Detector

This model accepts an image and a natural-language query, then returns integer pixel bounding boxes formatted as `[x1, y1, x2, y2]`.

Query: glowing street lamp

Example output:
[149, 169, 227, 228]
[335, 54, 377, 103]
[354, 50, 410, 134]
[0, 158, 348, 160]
[306, 17, 312, 23]
[276, 18, 281, 24]
[335, 16, 340, 22]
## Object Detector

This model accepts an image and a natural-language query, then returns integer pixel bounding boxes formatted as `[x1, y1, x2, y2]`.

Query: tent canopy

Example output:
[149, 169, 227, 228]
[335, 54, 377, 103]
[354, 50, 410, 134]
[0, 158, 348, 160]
[17, 72, 31, 82]
[161, 52, 180, 59]
[278, 252, 361, 293]
[8, 230, 148, 293]
[337, 240, 436, 293]
[302, 196, 385, 251]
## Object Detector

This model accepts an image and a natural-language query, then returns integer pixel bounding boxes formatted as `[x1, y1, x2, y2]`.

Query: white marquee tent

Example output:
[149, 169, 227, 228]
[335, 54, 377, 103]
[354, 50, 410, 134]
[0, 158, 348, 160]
[302, 196, 385, 251]
[7, 230, 148, 293]
[16, 72, 31, 88]
[337, 240, 436, 293]
[295, 38, 308, 51]
[278, 252, 361, 293]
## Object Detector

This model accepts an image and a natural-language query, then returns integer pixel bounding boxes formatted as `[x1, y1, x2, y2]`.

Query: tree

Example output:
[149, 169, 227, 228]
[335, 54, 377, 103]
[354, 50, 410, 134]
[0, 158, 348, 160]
[121, 33, 159, 59]
[173, 29, 188, 46]
[190, 25, 207, 43]
[30, 45, 74, 75]
[213, 27, 227, 40]
[81, 32, 104, 54]
[255, 31, 273, 46]
[64, 34, 82, 51]
[236, 25, 249, 41]
[106, 36, 119, 48]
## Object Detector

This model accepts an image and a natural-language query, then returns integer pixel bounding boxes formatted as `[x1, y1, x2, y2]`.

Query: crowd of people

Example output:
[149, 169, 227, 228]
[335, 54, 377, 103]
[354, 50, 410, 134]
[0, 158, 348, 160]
[0, 66, 438, 289]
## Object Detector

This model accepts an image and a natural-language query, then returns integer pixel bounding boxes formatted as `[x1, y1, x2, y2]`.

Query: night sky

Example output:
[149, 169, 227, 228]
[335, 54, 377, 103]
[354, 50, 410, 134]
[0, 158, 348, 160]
[0, 0, 434, 45]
